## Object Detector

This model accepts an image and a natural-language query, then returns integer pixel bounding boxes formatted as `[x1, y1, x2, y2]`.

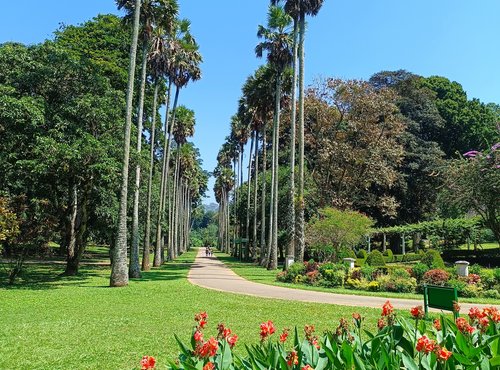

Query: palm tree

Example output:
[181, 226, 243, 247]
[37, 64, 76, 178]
[143, 25, 170, 271]
[272, 0, 324, 263]
[154, 19, 201, 266]
[256, 5, 293, 269]
[110, 0, 142, 287]
[170, 106, 195, 259]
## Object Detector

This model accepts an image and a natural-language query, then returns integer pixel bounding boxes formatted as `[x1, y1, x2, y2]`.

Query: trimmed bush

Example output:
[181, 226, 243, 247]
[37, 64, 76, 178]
[469, 263, 482, 275]
[422, 269, 450, 286]
[319, 262, 346, 275]
[411, 263, 429, 283]
[360, 265, 377, 281]
[365, 250, 386, 267]
[337, 245, 356, 260]
[421, 249, 445, 269]
[320, 269, 345, 287]
[279, 262, 306, 283]
[401, 253, 420, 263]
[483, 289, 500, 299]
[383, 249, 393, 262]
[391, 268, 411, 280]
[448, 278, 467, 296]
[357, 249, 368, 259]
[377, 274, 417, 293]
[461, 284, 482, 298]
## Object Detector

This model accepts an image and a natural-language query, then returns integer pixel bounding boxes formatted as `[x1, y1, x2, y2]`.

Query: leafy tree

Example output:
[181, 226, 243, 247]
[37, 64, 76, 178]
[305, 207, 373, 262]
[441, 145, 500, 244]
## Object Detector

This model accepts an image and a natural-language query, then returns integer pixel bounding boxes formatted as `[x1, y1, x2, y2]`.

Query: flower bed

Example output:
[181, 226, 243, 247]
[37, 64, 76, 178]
[276, 260, 500, 299]
[142, 303, 500, 369]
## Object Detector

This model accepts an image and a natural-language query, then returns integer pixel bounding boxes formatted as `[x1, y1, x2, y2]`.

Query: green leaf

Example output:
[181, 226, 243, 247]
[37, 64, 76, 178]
[452, 352, 474, 366]
[401, 353, 418, 370]
[341, 341, 353, 368]
[353, 353, 366, 370]
[455, 331, 471, 356]
[222, 342, 233, 370]
[490, 356, 500, 367]
[174, 333, 192, 357]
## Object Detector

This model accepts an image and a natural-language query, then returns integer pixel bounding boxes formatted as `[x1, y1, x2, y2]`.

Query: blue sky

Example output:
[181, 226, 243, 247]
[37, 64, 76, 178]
[1, 1, 499, 203]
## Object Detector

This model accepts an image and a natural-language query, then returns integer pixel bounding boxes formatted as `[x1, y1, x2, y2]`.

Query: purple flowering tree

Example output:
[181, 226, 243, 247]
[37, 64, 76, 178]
[442, 143, 500, 244]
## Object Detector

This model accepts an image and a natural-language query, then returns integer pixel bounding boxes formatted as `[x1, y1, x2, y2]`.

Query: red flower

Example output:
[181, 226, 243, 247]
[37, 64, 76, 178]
[198, 337, 219, 358]
[302, 366, 314, 370]
[482, 307, 500, 323]
[279, 329, 289, 343]
[479, 316, 490, 332]
[226, 334, 238, 348]
[468, 307, 485, 321]
[195, 311, 208, 322]
[352, 312, 361, 321]
[456, 317, 475, 335]
[410, 305, 424, 320]
[436, 346, 452, 362]
[381, 301, 393, 317]
[260, 320, 276, 341]
[141, 356, 156, 370]
[377, 318, 386, 330]
[433, 318, 441, 331]
[286, 351, 299, 366]
[223, 327, 232, 338]
[194, 330, 204, 343]
[416, 336, 436, 354]
[203, 362, 215, 370]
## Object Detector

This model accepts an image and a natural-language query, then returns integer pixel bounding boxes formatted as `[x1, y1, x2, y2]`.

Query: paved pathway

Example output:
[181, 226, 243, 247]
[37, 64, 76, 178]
[188, 248, 498, 312]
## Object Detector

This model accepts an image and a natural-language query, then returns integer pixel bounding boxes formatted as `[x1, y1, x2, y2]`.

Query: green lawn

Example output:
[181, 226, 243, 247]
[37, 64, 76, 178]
[215, 252, 500, 305]
[0, 249, 390, 370]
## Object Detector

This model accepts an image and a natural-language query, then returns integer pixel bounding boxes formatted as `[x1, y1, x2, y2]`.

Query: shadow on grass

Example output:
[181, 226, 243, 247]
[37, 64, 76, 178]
[1, 257, 194, 290]
[0, 263, 105, 291]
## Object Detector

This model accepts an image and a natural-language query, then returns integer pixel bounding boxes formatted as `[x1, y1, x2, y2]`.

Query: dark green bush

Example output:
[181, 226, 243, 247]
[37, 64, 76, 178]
[391, 268, 411, 279]
[448, 278, 467, 296]
[401, 253, 420, 263]
[360, 265, 377, 281]
[338, 245, 356, 260]
[421, 249, 445, 269]
[494, 268, 500, 284]
[383, 249, 393, 262]
[279, 262, 306, 283]
[483, 289, 500, 299]
[319, 262, 346, 275]
[357, 249, 368, 259]
[365, 250, 386, 267]
[469, 263, 482, 275]
[411, 263, 429, 283]
[320, 269, 345, 287]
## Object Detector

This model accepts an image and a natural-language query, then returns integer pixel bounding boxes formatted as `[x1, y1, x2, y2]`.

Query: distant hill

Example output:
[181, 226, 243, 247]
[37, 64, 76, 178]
[204, 203, 218, 212]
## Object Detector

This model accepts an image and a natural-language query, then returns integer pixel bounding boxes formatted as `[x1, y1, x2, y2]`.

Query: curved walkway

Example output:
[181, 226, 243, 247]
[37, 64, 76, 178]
[188, 248, 498, 312]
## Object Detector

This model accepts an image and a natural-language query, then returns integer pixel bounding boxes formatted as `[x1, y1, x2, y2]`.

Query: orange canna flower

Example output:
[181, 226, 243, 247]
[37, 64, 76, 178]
[410, 305, 424, 320]
[436, 346, 452, 362]
[203, 362, 215, 370]
[141, 356, 156, 370]
[381, 301, 393, 317]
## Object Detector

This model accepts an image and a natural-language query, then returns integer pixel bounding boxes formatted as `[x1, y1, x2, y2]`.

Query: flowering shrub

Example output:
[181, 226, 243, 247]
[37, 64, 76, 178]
[422, 269, 450, 286]
[163, 305, 500, 370]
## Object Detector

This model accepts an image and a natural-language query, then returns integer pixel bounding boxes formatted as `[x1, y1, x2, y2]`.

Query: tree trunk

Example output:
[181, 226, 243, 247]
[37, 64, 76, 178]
[252, 130, 259, 260]
[268, 73, 281, 270]
[266, 120, 275, 267]
[110, 0, 142, 287]
[295, 10, 306, 263]
[259, 124, 267, 266]
[130, 42, 148, 279]
[63, 183, 78, 275]
[286, 17, 299, 266]
[245, 132, 255, 260]
[143, 82, 159, 271]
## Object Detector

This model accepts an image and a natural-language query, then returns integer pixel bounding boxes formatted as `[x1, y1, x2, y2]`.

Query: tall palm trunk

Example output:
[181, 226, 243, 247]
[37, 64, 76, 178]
[268, 73, 281, 270]
[296, 11, 306, 263]
[266, 118, 275, 267]
[110, 0, 142, 287]
[154, 80, 172, 267]
[130, 43, 148, 279]
[232, 158, 238, 256]
[143, 81, 159, 271]
[252, 130, 259, 260]
[259, 124, 267, 266]
[244, 132, 255, 260]
[286, 18, 299, 266]
[171, 145, 181, 259]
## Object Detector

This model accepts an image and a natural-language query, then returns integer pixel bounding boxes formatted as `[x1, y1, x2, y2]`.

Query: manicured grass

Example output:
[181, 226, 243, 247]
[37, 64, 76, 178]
[457, 242, 499, 250]
[0, 249, 389, 370]
[216, 252, 500, 305]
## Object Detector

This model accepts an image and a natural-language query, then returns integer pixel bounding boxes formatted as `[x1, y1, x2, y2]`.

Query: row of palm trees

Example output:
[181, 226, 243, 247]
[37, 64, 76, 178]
[214, 0, 323, 269]
[111, 0, 206, 287]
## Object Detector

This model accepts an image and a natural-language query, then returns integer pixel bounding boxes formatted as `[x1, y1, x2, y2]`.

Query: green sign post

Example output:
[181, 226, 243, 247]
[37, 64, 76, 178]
[423, 284, 459, 319]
